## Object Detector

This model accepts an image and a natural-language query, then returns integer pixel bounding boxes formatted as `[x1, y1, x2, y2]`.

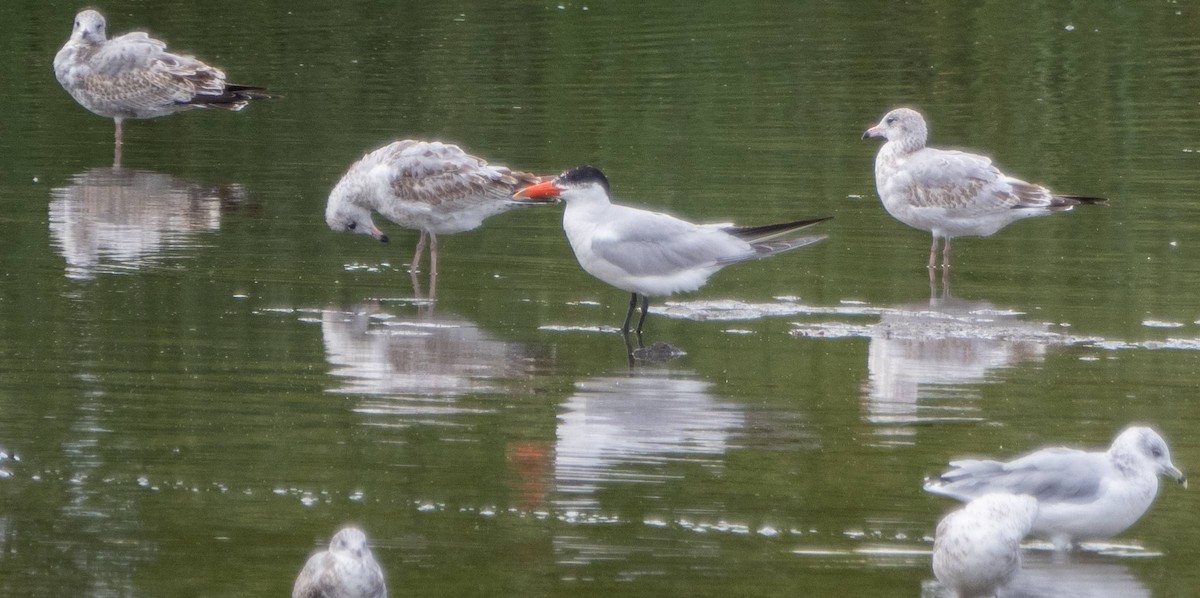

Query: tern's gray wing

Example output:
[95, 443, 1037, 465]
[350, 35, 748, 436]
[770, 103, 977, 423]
[926, 447, 1108, 504]
[590, 206, 752, 277]
[382, 140, 540, 208]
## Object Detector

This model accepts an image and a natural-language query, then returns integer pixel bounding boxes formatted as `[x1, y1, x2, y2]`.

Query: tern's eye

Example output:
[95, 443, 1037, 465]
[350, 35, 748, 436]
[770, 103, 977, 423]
[347, 222, 357, 230]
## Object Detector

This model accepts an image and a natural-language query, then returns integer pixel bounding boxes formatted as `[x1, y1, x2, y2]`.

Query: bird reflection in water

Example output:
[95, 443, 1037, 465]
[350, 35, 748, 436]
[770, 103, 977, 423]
[863, 289, 1048, 445]
[550, 369, 745, 565]
[320, 303, 546, 421]
[923, 552, 1150, 598]
[49, 167, 245, 280]
[554, 369, 744, 511]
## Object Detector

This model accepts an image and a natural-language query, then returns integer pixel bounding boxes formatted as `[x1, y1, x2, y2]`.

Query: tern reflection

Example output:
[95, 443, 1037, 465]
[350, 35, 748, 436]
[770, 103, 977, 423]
[49, 167, 244, 280]
[554, 369, 744, 511]
[864, 293, 1047, 442]
[320, 304, 544, 420]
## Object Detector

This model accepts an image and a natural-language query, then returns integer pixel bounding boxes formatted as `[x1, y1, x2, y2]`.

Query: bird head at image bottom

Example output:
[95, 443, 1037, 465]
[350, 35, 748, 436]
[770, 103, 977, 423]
[513, 165, 831, 335]
[292, 526, 387, 598]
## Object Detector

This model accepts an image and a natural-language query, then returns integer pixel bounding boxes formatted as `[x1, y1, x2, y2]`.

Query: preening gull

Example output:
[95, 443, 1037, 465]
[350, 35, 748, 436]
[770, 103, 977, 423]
[512, 166, 830, 334]
[53, 10, 268, 152]
[862, 108, 1104, 274]
[933, 493, 1038, 598]
[325, 140, 550, 296]
[925, 426, 1186, 550]
[293, 527, 387, 598]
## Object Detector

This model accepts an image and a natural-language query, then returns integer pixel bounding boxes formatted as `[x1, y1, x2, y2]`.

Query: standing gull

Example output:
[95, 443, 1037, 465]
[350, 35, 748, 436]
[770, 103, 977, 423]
[325, 140, 548, 296]
[862, 108, 1104, 276]
[293, 526, 387, 598]
[512, 166, 830, 335]
[933, 493, 1038, 598]
[53, 9, 267, 161]
[925, 426, 1186, 550]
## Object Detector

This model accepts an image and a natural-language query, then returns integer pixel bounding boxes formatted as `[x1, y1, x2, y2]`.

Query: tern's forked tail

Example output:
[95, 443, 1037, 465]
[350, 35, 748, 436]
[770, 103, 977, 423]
[725, 216, 832, 243]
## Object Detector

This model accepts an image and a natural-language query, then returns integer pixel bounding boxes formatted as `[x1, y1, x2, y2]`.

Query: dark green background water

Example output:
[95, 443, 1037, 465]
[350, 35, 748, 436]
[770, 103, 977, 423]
[2, 1, 1198, 596]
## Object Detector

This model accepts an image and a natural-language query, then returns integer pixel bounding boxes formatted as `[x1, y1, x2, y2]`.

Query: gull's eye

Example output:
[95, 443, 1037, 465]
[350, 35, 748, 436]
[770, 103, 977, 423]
[1151, 446, 1163, 458]
[347, 222, 357, 230]
[885, 116, 896, 125]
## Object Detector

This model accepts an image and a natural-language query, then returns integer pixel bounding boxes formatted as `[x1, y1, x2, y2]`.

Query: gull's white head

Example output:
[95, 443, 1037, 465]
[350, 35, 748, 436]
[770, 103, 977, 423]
[862, 107, 928, 152]
[71, 10, 107, 45]
[512, 165, 610, 205]
[326, 192, 387, 242]
[1111, 426, 1186, 487]
[329, 527, 372, 560]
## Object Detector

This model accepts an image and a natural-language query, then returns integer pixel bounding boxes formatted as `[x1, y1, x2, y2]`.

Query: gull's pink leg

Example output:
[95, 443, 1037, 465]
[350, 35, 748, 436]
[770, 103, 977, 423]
[428, 233, 439, 300]
[411, 230, 427, 274]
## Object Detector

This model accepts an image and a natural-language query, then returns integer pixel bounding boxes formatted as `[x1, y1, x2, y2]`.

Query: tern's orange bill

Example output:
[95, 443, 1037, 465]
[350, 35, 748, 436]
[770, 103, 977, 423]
[513, 180, 561, 199]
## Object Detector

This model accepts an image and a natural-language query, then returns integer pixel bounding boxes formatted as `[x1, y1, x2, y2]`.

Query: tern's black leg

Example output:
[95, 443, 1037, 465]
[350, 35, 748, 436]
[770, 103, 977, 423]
[621, 293, 639, 333]
[635, 295, 650, 335]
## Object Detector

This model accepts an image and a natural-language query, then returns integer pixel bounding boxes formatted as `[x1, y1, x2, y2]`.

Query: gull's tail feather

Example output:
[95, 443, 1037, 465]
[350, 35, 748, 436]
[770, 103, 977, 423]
[189, 84, 272, 110]
[1055, 194, 1107, 206]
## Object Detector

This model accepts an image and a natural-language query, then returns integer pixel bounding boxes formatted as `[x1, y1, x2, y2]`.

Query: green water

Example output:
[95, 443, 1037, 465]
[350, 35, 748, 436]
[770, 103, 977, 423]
[2, 1, 1199, 596]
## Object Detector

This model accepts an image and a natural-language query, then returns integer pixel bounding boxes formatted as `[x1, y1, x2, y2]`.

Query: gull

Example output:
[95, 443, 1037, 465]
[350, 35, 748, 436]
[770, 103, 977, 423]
[53, 9, 268, 163]
[293, 527, 387, 598]
[933, 493, 1038, 598]
[326, 140, 549, 296]
[513, 165, 829, 334]
[862, 107, 1104, 275]
[925, 426, 1186, 550]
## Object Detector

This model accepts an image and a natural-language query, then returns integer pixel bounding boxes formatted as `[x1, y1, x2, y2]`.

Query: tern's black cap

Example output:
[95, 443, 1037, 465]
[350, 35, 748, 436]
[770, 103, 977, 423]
[556, 165, 610, 193]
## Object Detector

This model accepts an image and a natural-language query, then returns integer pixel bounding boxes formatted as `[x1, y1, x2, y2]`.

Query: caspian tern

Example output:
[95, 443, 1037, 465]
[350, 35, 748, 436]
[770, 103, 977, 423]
[54, 9, 268, 164]
[513, 165, 830, 334]
[326, 140, 549, 295]
[863, 107, 1104, 275]
[925, 425, 1186, 550]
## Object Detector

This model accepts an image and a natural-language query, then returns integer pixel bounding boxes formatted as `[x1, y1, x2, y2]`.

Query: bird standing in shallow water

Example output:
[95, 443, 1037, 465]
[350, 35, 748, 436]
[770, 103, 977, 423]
[325, 140, 548, 298]
[513, 166, 829, 336]
[862, 107, 1104, 282]
[293, 527, 387, 598]
[933, 493, 1038, 598]
[925, 425, 1186, 551]
[53, 9, 268, 166]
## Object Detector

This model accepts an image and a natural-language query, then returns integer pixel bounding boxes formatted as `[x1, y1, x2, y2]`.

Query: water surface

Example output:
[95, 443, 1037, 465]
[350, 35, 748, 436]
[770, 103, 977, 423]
[2, 1, 1199, 596]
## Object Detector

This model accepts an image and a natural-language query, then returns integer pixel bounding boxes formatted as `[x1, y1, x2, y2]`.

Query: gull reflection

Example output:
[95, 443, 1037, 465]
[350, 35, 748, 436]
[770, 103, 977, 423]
[320, 304, 544, 423]
[49, 167, 245, 280]
[1005, 555, 1150, 598]
[864, 293, 1047, 444]
[922, 553, 1150, 598]
[554, 369, 744, 512]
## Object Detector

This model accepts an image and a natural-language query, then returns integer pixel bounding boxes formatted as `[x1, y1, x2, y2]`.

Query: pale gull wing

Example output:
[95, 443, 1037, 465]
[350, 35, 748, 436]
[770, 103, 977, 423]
[927, 447, 1108, 504]
[85, 32, 236, 116]
[589, 205, 753, 278]
[292, 550, 333, 598]
[902, 148, 1080, 213]
[384, 140, 541, 209]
